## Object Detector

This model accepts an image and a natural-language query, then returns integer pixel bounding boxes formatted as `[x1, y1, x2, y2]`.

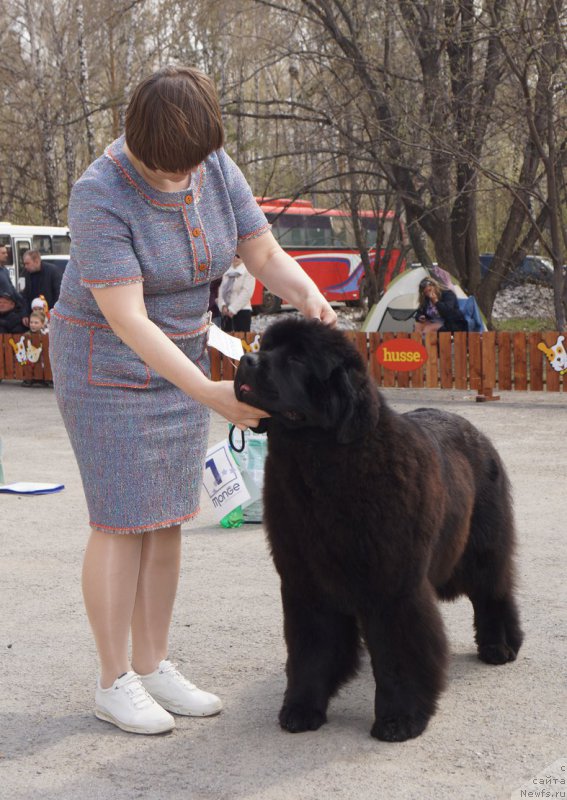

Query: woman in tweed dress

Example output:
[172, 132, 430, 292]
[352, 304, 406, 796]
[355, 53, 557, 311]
[50, 66, 336, 735]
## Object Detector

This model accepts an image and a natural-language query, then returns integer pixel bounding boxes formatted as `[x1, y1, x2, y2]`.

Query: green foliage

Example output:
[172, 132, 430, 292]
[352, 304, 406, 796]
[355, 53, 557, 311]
[492, 317, 557, 332]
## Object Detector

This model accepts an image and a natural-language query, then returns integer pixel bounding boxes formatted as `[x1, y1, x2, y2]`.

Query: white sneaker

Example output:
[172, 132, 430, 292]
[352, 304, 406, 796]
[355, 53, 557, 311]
[140, 660, 223, 717]
[95, 671, 175, 734]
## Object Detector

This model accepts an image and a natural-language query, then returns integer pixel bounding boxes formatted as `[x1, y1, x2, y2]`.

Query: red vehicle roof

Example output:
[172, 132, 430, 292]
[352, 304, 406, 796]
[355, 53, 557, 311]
[256, 197, 394, 219]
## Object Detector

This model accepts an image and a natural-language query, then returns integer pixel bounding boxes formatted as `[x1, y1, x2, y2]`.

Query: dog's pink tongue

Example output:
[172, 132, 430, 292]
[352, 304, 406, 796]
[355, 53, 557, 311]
[240, 384, 252, 393]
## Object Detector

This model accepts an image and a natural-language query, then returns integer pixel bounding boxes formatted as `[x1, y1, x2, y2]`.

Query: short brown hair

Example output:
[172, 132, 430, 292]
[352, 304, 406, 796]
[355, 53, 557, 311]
[125, 66, 224, 172]
[30, 309, 46, 323]
[23, 249, 41, 264]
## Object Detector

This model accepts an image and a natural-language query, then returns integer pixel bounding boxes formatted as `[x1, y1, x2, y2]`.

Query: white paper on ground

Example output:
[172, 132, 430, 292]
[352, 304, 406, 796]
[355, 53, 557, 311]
[0, 482, 65, 494]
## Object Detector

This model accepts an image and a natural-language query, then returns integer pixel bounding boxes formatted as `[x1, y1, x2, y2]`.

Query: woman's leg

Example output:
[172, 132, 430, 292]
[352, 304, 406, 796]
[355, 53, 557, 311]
[129, 525, 223, 717]
[130, 525, 182, 676]
[414, 320, 443, 335]
[82, 528, 144, 688]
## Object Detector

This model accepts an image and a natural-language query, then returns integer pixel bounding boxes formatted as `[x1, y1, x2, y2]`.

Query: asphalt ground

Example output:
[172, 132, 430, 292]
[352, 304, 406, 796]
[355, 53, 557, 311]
[0, 382, 565, 800]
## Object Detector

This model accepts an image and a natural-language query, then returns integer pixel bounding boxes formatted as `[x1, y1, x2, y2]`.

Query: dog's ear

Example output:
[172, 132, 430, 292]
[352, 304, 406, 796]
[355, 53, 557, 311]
[330, 366, 371, 444]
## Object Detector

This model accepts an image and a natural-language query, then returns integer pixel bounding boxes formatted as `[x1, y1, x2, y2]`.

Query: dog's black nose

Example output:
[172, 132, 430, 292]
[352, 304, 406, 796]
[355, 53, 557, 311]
[239, 353, 259, 369]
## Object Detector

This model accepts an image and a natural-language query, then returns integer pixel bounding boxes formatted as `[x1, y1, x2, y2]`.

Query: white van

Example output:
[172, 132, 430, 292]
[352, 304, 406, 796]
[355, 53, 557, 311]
[0, 222, 71, 290]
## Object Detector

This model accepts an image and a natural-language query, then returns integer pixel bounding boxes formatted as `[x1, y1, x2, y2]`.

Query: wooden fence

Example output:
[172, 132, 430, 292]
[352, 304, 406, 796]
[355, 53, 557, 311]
[0, 332, 53, 383]
[0, 331, 564, 393]
[210, 331, 566, 395]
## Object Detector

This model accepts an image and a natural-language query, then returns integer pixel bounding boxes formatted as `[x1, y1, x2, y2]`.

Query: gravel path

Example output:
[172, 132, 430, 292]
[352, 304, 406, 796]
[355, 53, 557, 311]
[0, 383, 565, 800]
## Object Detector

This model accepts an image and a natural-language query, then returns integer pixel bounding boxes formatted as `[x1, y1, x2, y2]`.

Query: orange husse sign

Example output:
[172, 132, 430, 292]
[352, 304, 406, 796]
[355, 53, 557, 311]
[376, 339, 428, 372]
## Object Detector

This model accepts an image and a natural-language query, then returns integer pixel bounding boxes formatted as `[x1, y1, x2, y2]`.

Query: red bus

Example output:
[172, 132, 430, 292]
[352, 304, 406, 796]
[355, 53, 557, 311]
[251, 198, 406, 313]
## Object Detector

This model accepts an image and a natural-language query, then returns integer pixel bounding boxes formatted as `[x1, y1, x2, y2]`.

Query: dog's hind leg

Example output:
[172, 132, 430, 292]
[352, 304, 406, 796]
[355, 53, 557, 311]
[278, 584, 360, 734]
[463, 479, 524, 664]
[470, 592, 523, 664]
[361, 582, 448, 742]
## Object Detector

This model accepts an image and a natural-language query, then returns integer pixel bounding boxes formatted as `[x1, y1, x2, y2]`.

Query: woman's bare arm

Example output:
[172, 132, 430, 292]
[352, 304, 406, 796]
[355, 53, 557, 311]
[237, 231, 337, 325]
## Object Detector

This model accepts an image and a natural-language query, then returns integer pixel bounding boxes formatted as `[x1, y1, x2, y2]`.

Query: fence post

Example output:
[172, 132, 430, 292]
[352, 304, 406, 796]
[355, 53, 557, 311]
[476, 331, 500, 402]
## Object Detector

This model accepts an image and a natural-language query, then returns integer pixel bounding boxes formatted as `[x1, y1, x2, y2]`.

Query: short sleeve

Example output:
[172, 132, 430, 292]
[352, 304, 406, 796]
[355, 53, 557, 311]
[216, 149, 271, 243]
[68, 177, 143, 290]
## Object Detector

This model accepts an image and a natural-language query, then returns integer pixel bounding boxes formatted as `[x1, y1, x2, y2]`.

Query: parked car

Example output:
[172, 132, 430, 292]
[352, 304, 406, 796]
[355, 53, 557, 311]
[480, 254, 554, 287]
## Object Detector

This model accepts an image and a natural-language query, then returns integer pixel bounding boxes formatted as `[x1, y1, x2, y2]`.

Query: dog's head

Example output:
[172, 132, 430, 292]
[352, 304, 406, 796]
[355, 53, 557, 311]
[234, 318, 377, 443]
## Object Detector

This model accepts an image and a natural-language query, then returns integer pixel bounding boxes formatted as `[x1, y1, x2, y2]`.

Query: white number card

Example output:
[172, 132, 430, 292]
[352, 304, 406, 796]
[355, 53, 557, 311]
[203, 440, 251, 521]
[207, 324, 245, 361]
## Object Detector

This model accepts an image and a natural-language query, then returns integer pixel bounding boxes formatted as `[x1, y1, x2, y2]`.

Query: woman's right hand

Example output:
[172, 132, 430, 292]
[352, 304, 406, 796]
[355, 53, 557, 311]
[199, 379, 270, 431]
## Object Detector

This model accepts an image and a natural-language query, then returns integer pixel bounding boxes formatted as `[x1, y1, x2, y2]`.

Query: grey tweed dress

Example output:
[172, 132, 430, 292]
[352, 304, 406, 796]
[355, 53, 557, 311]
[50, 137, 269, 533]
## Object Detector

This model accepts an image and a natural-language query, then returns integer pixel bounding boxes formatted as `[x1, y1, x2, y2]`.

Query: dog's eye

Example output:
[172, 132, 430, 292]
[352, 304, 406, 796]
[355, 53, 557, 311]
[283, 409, 305, 421]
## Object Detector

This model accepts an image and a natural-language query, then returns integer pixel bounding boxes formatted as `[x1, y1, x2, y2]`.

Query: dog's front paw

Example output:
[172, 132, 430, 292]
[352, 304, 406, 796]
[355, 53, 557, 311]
[371, 712, 429, 742]
[279, 703, 326, 733]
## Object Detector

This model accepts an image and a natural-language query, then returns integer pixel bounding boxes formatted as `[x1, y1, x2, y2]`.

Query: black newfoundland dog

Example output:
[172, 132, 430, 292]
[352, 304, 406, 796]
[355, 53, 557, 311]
[235, 318, 523, 742]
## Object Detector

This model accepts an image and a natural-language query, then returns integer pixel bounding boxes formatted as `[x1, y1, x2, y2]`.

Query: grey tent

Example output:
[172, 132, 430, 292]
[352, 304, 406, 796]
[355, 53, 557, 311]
[361, 266, 486, 333]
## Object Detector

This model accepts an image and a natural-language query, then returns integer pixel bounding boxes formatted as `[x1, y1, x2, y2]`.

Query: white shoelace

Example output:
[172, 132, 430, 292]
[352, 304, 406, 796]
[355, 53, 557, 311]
[122, 675, 156, 708]
[159, 661, 197, 691]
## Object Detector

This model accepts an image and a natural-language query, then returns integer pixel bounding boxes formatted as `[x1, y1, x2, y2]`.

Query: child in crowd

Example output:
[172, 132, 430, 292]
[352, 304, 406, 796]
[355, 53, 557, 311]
[22, 308, 51, 388]
[29, 308, 48, 334]
[31, 296, 50, 331]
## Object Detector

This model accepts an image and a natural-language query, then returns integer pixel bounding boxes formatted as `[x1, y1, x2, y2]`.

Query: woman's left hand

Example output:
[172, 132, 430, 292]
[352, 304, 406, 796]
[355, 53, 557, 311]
[301, 292, 337, 326]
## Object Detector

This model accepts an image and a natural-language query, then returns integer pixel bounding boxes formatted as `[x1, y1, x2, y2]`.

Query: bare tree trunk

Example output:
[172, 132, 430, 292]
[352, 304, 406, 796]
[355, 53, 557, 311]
[399, 1, 454, 269]
[118, 9, 137, 132]
[108, 22, 120, 140]
[235, 61, 244, 164]
[344, 119, 374, 301]
[478, 0, 564, 325]
[54, 33, 77, 200]
[445, 0, 480, 289]
[380, 199, 405, 283]
[25, 0, 60, 224]
[76, 0, 96, 161]
[62, 91, 77, 199]
[540, 0, 565, 330]
[38, 108, 60, 224]
[406, 209, 432, 267]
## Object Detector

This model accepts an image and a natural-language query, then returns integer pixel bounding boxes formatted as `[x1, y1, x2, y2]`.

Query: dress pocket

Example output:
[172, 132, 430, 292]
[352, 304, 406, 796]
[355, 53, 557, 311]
[88, 328, 151, 389]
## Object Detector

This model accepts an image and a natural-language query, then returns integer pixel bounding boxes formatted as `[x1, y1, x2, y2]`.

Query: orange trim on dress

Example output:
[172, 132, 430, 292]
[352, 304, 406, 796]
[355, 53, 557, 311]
[52, 308, 209, 340]
[238, 222, 271, 242]
[87, 329, 151, 389]
[181, 202, 212, 284]
[199, 208, 212, 270]
[168, 321, 210, 339]
[182, 203, 202, 275]
[52, 309, 112, 329]
[81, 274, 143, 285]
[90, 507, 200, 533]
[105, 149, 206, 208]
[105, 150, 180, 208]
[193, 163, 206, 203]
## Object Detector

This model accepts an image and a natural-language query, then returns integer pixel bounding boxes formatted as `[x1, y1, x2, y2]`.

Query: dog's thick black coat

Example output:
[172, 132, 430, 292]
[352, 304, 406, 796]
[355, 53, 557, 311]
[235, 318, 523, 741]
